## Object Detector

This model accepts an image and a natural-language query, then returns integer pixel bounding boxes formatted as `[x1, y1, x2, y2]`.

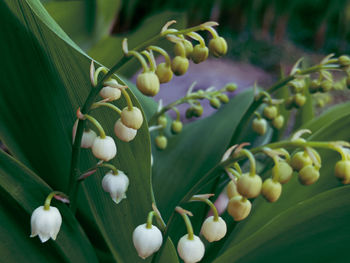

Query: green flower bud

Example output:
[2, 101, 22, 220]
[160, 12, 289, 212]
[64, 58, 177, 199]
[261, 178, 282, 202]
[273, 161, 293, 184]
[191, 44, 209, 64]
[192, 105, 203, 117]
[196, 90, 206, 99]
[289, 80, 304, 93]
[121, 107, 144, 130]
[183, 40, 193, 57]
[237, 173, 262, 198]
[320, 80, 333, 93]
[272, 115, 284, 130]
[155, 63, 173, 84]
[309, 80, 320, 94]
[346, 76, 350, 89]
[338, 55, 350, 67]
[217, 93, 229, 104]
[227, 181, 240, 199]
[209, 37, 228, 57]
[171, 56, 189, 76]
[209, 98, 221, 109]
[171, 120, 183, 134]
[155, 135, 167, 150]
[298, 165, 320, 185]
[185, 108, 194, 119]
[291, 151, 312, 171]
[227, 196, 251, 221]
[335, 160, 350, 184]
[285, 97, 295, 110]
[252, 118, 267, 135]
[174, 42, 186, 57]
[157, 115, 167, 128]
[225, 83, 238, 92]
[293, 93, 306, 108]
[263, 105, 278, 120]
[136, 72, 160, 97]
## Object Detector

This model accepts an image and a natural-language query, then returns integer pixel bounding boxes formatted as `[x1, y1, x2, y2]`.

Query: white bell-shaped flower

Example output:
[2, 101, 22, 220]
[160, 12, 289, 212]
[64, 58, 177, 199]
[30, 206, 62, 243]
[92, 136, 117, 161]
[201, 216, 227, 242]
[72, 120, 97, 148]
[102, 170, 129, 204]
[177, 234, 205, 263]
[132, 223, 163, 259]
[114, 119, 137, 142]
[99, 86, 121, 101]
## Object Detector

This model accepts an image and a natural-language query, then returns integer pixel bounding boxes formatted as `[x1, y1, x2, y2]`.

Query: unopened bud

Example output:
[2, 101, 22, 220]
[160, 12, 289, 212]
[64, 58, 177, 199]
[192, 105, 203, 117]
[209, 37, 227, 57]
[271, 115, 284, 130]
[236, 173, 262, 198]
[136, 72, 160, 96]
[155, 135, 167, 150]
[263, 105, 278, 120]
[157, 115, 167, 128]
[273, 161, 293, 184]
[338, 55, 350, 67]
[217, 93, 229, 104]
[174, 42, 186, 57]
[293, 93, 306, 108]
[227, 180, 240, 199]
[291, 151, 312, 171]
[227, 196, 251, 221]
[121, 107, 143, 130]
[261, 178, 282, 202]
[156, 63, 173, 83]
[209, 97, 221, 109]
[171, 120, 183, 134]
[252, 118, 267, 135]
[191, 44, 209, 64]
[298, 165, 320, 185]
[225, 83, 237, 92]
[309, 80, 320, 94]
[183, 40, 194, 57]
[171, 56, 189, 76]
[335, 160, 350, 184]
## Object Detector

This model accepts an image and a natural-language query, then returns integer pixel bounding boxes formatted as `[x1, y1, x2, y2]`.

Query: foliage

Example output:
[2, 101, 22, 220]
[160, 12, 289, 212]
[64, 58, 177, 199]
[1, 1, 350, 263]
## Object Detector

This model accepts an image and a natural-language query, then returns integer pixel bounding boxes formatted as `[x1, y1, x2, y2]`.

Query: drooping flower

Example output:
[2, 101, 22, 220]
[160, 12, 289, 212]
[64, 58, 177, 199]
[72, 120, 97, 148]
[92, 136, 117, 161]
[102, 170, 129, 204]
[132, 223, 163, 259]
[30, 206, 62, 243]
[201, 216, 227, 242]
[177, 234, 205, 263]
[114, 119, 137, 142]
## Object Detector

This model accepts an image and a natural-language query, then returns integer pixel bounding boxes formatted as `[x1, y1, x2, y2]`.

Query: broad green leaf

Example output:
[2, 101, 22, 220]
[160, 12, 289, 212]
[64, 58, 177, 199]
[213, 101, 350, 261]
[0, 1, 177, 262]
[213, 185, 350, 263]
[0, 150, 98, 263]
[152, 90, 254, 241]
[88, 11, 186, 77]
[44, 0, 121, 50]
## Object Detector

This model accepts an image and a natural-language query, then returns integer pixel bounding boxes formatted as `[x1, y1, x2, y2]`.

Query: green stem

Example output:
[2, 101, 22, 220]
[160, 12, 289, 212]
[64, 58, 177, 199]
[127, 51, 149, 72]
[172, 107, 180, 121]
[187, 32, 206, 47]
[240, 149, 256, 176]
[44, 191, 66, 210]
[178, 210, 194, 240]
[148, 46, 172, 67]
[92, 102, 122, 115]
[141, 50, 156, 72]
[98, 163, 119, 175]
[190, 196, 219, 221]
[146, 211, 155, 229]
[84, 114, 106, 138]
[121, 89, 134, 111]
[203, 26, 219, 38]
[94, 67, 109, 86]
